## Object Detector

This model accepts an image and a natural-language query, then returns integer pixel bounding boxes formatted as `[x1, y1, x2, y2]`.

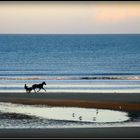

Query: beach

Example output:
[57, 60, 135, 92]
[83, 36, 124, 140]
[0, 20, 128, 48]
[0, 92, 140, 138]
[0, 92, 140, 111]
[1, 1, 140, 138]
[0, 127, 140, 138]
[0, 34, 140, 138]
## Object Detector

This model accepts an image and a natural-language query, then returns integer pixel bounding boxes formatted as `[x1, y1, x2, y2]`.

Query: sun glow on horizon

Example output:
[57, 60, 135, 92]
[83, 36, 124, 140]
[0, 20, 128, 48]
[95, 4, 140, 23]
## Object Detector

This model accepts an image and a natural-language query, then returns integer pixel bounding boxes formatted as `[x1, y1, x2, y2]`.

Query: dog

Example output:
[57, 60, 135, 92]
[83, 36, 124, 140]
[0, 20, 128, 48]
[24, 84, 32, 93]
[31, 81, 46, 92]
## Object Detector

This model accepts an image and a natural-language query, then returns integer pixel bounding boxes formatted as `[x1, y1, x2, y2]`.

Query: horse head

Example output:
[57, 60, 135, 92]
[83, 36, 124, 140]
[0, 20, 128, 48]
[42, 81, 46, 85]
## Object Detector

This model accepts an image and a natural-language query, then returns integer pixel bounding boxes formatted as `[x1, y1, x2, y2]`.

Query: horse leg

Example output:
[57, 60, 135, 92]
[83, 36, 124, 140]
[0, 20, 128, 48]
[34, 89, 36, 93]
[42, 88, 46, 92]
[37, 88, 41, 92]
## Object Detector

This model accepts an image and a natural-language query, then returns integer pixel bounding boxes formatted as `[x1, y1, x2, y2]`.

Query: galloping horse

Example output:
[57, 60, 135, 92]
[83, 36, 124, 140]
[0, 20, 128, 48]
[32, 81, 46, 92]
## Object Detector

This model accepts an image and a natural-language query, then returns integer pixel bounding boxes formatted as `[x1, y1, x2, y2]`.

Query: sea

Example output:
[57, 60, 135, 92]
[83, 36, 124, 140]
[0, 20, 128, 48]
[0, 34, 140, 128]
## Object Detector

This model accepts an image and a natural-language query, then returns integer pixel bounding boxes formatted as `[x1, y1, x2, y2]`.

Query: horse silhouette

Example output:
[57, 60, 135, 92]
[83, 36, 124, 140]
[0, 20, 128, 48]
[32, 81, 46, 92]
[24, 82, 46, 93]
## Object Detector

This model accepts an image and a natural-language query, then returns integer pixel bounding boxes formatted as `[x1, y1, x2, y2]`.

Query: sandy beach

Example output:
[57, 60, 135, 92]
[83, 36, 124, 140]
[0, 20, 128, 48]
[0, 92, 140, 138]
[0, 92, 140, 111]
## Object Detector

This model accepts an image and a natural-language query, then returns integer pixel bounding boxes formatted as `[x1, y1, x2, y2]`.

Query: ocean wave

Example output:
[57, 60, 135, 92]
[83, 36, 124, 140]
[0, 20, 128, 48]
[80, 76, 140, 80]
[0, 77, 44, 80]
[0, 76, 140, 81]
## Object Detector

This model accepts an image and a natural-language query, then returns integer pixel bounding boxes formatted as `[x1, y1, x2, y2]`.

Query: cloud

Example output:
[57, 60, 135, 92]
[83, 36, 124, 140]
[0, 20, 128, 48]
[95, 4, 140, 23]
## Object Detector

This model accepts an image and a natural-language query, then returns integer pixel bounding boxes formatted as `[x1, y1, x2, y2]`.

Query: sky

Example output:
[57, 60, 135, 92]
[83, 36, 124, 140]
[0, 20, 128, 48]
[0, 1, 140, 34]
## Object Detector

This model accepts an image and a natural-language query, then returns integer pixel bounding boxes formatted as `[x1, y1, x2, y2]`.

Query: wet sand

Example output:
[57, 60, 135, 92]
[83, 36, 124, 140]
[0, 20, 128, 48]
[0, 92, 140, 111]
[0, 127, 140, 138]
[0, 92, 140, 138]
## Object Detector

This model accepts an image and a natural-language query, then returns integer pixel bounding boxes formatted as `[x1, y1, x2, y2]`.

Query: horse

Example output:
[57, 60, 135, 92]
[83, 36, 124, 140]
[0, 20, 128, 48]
[31, 81, 46, 92]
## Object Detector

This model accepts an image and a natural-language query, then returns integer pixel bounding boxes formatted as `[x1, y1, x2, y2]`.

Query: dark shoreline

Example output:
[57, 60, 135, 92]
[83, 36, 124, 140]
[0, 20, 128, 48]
[0, 127, 140, 138]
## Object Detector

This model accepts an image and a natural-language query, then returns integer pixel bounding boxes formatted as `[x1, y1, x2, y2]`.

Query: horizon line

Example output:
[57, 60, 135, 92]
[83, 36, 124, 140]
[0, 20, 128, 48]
[0, 33, 140, 35]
